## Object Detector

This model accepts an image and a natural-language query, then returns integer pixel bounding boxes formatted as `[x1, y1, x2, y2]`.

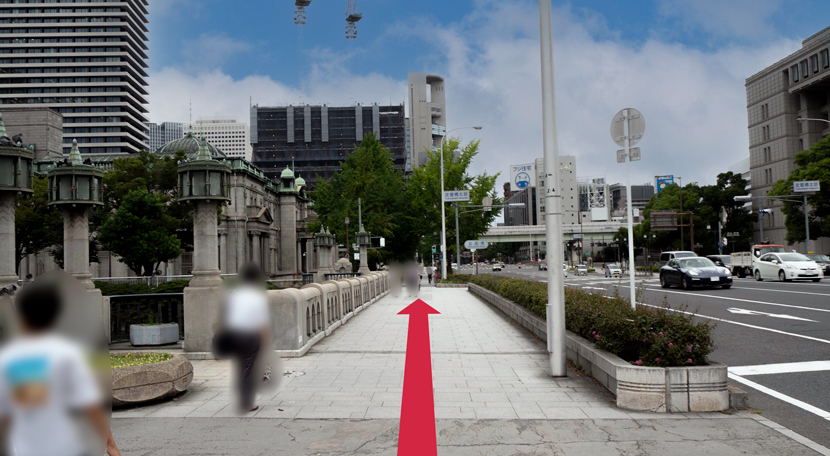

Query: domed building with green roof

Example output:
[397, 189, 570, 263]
[26, 131, 318, 284]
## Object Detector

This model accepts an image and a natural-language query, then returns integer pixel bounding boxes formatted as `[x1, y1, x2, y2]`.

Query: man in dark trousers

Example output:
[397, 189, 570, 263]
[223, 263, 270, 413]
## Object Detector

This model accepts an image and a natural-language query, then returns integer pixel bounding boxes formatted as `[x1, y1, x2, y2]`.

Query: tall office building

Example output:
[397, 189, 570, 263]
[186, 117, 252, 161]
[251, 103, 406, 188]
[407, 72, 445, 168]
[745, 25, 830, 253]
[0, 0, 150, 155]
[145, 121, 182, 152]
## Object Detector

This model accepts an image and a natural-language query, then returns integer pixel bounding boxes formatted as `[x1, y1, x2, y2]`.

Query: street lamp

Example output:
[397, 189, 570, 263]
[797, 118, 830, 126]
[440, 126, 482, 278]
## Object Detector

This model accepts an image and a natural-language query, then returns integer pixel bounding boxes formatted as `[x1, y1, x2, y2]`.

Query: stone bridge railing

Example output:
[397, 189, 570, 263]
[267, 271, 389, 357]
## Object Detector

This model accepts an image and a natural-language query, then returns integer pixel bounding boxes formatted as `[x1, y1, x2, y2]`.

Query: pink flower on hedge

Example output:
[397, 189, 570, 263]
[687, 345, 692, 352]
[687, 359, 693, 364]
[592, 331, 596, 335]
[594, 335, 600, 340]
[658, 331, 663, 337]
[635, 360, 643, 366]
[668, 343, 674, 348]
[655, 358, 660, 363]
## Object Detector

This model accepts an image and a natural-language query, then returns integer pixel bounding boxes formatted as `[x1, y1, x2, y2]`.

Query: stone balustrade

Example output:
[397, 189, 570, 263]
[268, 271, 389, 357]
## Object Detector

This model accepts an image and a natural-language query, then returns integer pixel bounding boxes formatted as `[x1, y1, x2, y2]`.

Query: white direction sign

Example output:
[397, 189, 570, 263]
[793, 181, 820, 193]
[727, 308, 817, 322]
[444, 190, 470, 202]
[464, 240, 489, 250]
[610, 108, 645, 147]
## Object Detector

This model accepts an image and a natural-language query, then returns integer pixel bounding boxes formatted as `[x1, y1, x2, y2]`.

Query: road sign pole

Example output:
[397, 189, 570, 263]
[805, 193, 810, 253]
[455, 202, 461, 269]
[623, 109, 636, 310]
[539, 0, 567, 377]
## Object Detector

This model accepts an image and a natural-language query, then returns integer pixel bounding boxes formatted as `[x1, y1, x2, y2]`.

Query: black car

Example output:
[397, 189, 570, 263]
[660, 257, 733, 290]
[706, 255, 731, 268]
[806, 254, 830, 276]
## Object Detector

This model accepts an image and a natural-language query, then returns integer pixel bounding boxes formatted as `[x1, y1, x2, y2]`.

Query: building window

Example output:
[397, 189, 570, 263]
[799, 139, 804, 151]
[811, 54, 819, 73]
[791, 65, 799, 83]
[822, 49, 830, 69]
[801, 60, 809, 78]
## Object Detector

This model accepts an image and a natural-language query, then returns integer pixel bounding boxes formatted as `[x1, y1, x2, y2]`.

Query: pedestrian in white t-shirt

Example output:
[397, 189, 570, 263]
[0, 283, 111, 456]
[221, 263, 270, 413]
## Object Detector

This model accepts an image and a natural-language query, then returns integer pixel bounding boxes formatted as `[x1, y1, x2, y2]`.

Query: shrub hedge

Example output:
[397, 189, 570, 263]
[468, 275, 714, 367]
[94, 279, 190, 296]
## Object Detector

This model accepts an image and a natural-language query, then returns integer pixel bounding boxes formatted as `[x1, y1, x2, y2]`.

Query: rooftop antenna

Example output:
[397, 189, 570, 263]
[295, 1, 311, 105]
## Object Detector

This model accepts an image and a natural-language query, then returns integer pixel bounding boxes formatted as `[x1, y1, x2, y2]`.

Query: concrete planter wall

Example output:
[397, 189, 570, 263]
[130, 323, 179, 346]
[436, 283, 467, 288]
[468, 283, 728, 413]
[112, 354, 193, 407]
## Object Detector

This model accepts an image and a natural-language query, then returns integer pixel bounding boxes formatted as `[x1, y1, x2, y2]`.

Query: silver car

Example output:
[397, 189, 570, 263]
[576, 264, 588, 276]
[605, 264, 622, 277]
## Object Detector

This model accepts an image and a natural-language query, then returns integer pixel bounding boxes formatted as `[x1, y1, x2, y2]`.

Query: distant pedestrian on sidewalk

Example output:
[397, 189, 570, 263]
[427, 266, 434, 284]
[215, 263, 270, 413]
[406, 263, 421, 296]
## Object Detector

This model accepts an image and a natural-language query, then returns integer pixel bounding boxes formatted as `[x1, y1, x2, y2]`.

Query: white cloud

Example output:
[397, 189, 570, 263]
[179, 33, 253, 70]
[657, 0, 784, 41]
[148, 0, 801, 190]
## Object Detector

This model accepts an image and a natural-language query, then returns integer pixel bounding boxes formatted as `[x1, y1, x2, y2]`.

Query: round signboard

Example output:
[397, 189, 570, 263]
[610, 108, 646, 148]
[514, 172, 531, 189]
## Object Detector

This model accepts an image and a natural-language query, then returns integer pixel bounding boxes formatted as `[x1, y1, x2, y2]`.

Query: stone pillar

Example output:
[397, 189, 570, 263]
[63, 206, 93, 287]
[219, 232, 227, 274]
[279, 194, 297, 274]
[184, 200, 223, 353]
[190, 200, 222, 288]
[0, 193, 17, 288]
[252, 232, 261, 266]
[358, 243, 370, 275]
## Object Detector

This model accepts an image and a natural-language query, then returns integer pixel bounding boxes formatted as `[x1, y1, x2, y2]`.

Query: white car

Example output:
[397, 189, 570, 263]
[563, 263, 568, 277]
[576, 264, 588, 276]
[753, 252, 823, 282]
[605, 264, 622, 277]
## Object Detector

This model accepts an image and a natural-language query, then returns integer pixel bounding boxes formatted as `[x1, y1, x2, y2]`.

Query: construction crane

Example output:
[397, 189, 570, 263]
[345, 0, 362, 39]
[294, 1, 311, 102]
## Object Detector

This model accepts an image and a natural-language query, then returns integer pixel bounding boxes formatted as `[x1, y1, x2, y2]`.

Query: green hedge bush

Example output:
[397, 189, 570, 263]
[438, 274, 473, 284]
[94, 279, 190, 296]
[469, 275, 713, 367]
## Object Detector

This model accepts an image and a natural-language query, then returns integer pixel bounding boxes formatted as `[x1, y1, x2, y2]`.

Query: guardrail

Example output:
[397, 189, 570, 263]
[93, 274, 237, 287]
[109, 293, 184, 344]
[302, 273, 314, 286]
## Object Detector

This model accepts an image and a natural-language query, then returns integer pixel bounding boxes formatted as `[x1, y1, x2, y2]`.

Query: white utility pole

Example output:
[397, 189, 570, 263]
[538, 0, 566, 377]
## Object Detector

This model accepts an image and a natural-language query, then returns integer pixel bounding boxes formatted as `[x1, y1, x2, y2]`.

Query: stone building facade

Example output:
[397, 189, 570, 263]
[0, 108, 63, 159]
[745, 26, 830, 253]
[31, 130, 317, 281]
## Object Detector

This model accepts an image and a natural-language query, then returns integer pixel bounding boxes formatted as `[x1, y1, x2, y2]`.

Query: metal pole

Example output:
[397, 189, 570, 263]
[539, 0, 566, 377]
[718, 219, 722, 255]
[623, 109, 636, 309]
[455, 202, 460, 269]
[528, 195, 533, 262]
[679, 176, 684, 250]
[759, 210, 763, 243]
[358, 197, 362, 228]
[440, 135, 447, 278]
[804, 193, 810, 253]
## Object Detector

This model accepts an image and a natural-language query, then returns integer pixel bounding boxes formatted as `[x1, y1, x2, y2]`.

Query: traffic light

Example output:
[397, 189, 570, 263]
[432, 245, 436, 253]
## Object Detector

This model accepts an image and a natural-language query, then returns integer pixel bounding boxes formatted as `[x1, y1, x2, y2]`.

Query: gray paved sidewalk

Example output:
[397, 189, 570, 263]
[112, 286, 830, 455]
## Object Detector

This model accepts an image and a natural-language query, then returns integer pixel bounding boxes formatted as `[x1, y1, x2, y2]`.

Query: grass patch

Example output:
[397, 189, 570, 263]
[110, 352, 173, 369]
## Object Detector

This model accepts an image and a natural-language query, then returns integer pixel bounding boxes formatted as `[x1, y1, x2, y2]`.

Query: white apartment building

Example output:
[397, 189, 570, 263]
[186, 116, 252, 161]
[145, 121, 182, 152]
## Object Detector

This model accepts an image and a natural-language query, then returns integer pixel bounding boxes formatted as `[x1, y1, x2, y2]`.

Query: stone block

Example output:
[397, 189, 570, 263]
[130, 323, 179, 346]
[183, 285, 224, 353]
[112, 354, 193, 407]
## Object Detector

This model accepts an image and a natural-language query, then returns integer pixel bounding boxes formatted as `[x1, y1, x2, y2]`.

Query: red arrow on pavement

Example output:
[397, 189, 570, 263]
[397, 299, 440, 456]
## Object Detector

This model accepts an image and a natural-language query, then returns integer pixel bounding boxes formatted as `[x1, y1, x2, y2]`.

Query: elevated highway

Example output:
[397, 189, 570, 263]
[481, 221, 625, 244]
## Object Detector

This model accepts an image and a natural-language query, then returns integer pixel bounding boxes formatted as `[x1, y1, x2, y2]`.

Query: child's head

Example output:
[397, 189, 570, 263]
[16, 282, 62, 333]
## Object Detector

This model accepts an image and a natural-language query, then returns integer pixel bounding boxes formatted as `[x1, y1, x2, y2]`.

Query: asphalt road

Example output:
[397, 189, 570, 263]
[470, 263, 830, 449]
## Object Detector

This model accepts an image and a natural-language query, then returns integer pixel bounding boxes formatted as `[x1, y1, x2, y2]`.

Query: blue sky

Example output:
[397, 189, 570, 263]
[147, 0, 830, 186]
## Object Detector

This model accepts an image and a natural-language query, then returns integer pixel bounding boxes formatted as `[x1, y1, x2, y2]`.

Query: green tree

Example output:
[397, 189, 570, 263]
[770, 136, 830, 249]
[14, 176, 63, 273]
[311, 133, 418, 267]
[98, 189, 182, 276]
[97, 149, 193, 253]
[407, 138, 502, 262]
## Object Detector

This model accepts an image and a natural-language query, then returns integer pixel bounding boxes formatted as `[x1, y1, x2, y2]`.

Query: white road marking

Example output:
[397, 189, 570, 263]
[729, 361, 830, 376]
[639, 286, 830, 314]
[728, 373, 830, 421]
[635, 301, 830, 346]
[726, 308, 818, 322]
[727, 286, 830, 297]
